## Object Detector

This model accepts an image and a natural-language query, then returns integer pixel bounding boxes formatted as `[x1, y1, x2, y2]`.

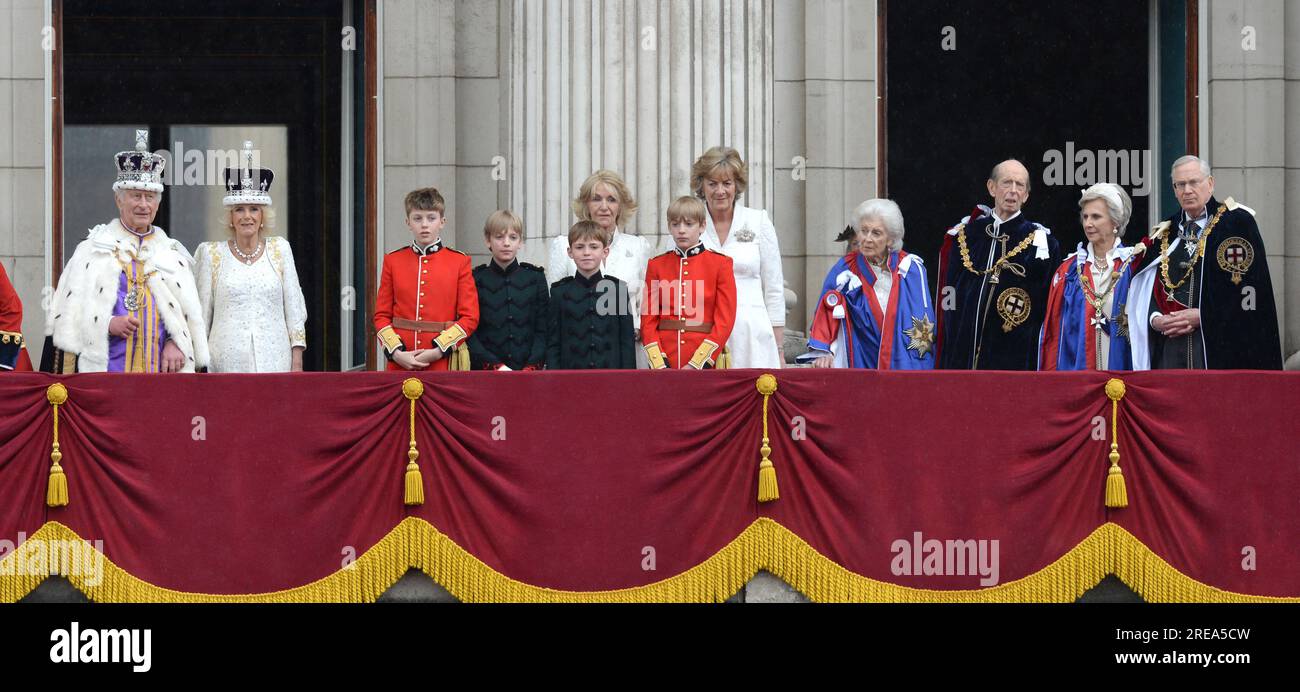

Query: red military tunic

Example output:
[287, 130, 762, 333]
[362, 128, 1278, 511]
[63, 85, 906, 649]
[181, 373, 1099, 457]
[0, 261, 33, 372]
[374, 240, 479, 371]
[642, 243, 737, 369]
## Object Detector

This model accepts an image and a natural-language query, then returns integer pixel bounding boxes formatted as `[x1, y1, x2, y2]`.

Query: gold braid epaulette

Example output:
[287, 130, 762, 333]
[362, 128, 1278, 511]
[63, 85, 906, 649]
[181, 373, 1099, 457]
[1159, 202, 1227, 293]
[957, 222, 1037, 277]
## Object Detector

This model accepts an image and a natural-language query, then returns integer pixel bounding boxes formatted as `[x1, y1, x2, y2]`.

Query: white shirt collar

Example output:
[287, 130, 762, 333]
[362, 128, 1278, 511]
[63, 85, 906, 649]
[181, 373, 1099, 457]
[1077, 241, 1131, 266]
[991, 209, 1022, 226]
[114, 217, 156, 240]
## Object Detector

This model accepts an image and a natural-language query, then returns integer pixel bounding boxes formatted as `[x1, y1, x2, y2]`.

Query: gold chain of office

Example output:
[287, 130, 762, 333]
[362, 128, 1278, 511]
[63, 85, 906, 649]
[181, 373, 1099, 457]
[1078, 265, 1122, 314]
[957, 224, 1037, 277]
[1159, 202, 1227, 293]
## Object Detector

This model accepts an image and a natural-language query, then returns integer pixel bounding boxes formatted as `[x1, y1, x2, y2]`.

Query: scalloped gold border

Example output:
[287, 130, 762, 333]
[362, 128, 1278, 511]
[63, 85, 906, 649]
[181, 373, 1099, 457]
[1, 519, 1295, 603]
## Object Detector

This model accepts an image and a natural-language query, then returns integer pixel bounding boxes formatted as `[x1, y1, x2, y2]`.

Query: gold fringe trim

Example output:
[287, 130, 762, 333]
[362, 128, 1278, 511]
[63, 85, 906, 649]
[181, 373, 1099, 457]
[2, 520, 1296, 603]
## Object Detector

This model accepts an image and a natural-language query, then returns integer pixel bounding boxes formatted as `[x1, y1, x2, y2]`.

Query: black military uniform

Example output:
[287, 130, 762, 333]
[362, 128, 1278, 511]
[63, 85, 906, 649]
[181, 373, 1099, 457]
[467, 259, 549, 370]
[546, 271, 636, 369]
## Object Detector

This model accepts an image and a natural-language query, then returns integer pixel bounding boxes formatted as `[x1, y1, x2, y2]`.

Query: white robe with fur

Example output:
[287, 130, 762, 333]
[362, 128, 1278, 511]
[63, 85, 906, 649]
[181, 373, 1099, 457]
[47, 219, 210, 372]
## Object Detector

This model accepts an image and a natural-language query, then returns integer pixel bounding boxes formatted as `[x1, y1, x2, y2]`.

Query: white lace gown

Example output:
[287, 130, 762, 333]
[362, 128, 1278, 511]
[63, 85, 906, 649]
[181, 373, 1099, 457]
[192, 236, 308, 373]
[701, 205, 785, 368]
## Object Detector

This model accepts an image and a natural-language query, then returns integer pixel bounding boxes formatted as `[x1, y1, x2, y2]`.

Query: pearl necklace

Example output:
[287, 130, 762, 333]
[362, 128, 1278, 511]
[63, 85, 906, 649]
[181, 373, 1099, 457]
[230, 239, 265, 264]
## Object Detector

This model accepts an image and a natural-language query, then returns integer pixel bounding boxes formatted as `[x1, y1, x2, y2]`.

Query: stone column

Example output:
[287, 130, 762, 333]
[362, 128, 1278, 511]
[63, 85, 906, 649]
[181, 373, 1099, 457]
[1206, 0, 1295, 362]
[775, 0, 877, 333]
[0, 0, 48, 365]
[507, 0, 775, 261]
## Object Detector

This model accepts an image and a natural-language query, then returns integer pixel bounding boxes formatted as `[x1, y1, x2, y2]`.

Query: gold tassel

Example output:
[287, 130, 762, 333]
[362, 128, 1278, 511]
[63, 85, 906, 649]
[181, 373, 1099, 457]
[716, 350, 731, 370]
[1104, 378, 1128, 509]
[402, 378, 426, 506]
[755, 374, 779, 503]
[46, 383, 70, 508]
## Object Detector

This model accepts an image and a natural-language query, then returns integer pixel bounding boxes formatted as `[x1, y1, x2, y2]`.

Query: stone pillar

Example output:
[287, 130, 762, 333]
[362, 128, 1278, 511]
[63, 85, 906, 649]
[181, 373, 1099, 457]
[775, 0, 877, 333]
[507, 0, 775, 262]
[379, 1, 878, 334]
[380, 0, 509, 260]
[1206, 0, 1295, 361]
[0, 0, 48, 365]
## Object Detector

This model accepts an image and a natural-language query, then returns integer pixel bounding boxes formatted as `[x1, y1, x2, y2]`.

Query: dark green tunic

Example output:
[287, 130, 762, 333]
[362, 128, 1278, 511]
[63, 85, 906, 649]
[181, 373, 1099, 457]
[546, 271, 636, 370]
[467, 259, 549, 370]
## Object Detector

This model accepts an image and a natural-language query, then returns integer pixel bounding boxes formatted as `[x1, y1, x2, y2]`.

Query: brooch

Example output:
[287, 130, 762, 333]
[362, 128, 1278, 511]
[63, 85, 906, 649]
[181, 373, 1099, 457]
[734, 227, 755, 242]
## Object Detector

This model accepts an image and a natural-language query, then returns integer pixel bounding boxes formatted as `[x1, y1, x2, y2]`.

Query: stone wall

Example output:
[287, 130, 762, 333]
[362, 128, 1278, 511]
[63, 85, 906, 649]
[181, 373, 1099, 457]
[378, 0, 879, 334]
[1206, 0, 1299, 363]
[0, 0, 48, 366]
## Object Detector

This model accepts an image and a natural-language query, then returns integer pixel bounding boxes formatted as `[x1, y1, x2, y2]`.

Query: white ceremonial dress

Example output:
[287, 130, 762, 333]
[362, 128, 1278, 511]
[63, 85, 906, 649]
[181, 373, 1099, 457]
[192, 236, 308, 373]
[701, 205, 785, 368]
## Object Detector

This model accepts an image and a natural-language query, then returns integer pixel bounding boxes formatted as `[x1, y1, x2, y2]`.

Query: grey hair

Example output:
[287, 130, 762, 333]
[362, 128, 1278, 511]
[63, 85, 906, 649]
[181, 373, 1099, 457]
[851, 198, 906, 252]
[1078, 183, 1132, 238]
[1171, 155, 1211, 179]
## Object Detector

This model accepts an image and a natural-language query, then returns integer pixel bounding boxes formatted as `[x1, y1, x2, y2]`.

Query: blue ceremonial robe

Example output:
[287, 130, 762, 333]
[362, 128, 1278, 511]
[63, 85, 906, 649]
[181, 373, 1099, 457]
[1038, 243, 1143, 371]
[801, 250, 936, 369]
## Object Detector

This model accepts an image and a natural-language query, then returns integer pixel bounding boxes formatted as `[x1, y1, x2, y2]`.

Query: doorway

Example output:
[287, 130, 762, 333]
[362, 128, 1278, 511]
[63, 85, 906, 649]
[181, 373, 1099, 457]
[61, 0, 345, 371]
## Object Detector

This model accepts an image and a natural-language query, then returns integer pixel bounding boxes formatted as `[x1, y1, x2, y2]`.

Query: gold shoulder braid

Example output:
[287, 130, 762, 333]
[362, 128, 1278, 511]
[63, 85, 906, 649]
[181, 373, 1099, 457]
[957, 224, 1037, 277]
[1159, 202, 1227, 293]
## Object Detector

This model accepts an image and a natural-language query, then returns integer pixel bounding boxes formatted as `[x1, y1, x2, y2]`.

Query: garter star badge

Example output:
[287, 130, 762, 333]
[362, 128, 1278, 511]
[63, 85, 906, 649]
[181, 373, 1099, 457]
[903, 315, 935, 358]
[1216, 236, 1253, 285]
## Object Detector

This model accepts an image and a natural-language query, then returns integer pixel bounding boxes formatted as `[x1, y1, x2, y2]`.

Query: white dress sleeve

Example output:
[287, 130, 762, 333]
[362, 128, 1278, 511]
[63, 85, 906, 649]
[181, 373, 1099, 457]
[627, 233, 650, 329]
[545, 235, 575, 288]
[191, 242, 215, 337]
[757, 209, 787, 328]
[277, 238, 309, 349]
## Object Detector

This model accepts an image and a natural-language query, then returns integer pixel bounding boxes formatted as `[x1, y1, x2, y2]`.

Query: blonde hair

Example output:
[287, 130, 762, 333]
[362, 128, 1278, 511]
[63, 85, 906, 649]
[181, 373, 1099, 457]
[483, 209, 525, 240]
[222, 204, 277, 234]
[691, 146, 749, 199]
[572, 170, 637, 228]
[567, 220, 611, 247]
[666, 196, 707, 226]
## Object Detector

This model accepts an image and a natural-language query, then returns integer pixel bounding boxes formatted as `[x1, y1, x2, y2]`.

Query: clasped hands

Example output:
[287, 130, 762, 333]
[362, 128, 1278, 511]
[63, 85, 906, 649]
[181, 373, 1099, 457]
[393, 348, 445, 370]
[1152, 308, 1201, 338]
[109, 315, 186, 372]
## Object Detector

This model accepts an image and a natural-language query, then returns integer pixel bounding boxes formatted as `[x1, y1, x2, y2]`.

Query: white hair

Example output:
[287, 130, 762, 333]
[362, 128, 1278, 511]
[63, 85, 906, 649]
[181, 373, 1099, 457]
[1078, 183, 1132, 238]
[1171, 155, 1211, 179]
[851, 198, 906, 252]
[114, 187, 160, 203]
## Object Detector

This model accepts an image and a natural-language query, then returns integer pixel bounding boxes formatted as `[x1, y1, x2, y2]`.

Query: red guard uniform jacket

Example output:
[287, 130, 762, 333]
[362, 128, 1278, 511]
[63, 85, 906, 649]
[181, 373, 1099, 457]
[0, 261, 33, 372]
[641, 243, 737, 369]
[374, 240, 479, 371]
